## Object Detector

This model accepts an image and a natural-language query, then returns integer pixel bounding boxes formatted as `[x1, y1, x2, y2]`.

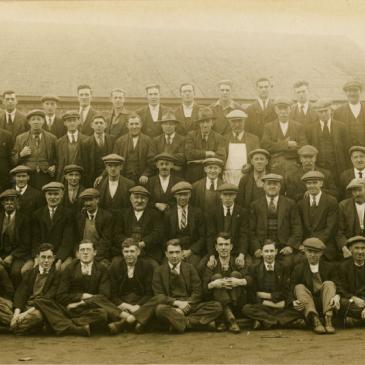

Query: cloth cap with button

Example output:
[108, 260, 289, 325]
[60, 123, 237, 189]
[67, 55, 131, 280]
[261, 173, 283, 182]
[40, 95, 60, 103]
[102, 153, 125, 165]
[226, 109, 248, 120]
[158, 110, 179, 124]
[303, 237, 326, 251]
[218, 183, 239, 194]
[62, 110, 80, 121]
[347, 236, 365, 248]
[203, 157, 224, 168]
[145, 83, 160, 91]
[129, 185, 150, 197]
[346, 178, 365, 191]
[79, 188, 100, 200]
[298, 145, 319, 156]
[171, 181, 193, 195]
[314, 98, 333, 111]
[248, 148, 271, 160]
[64, 164, 84, 175]
[343, 80, 362, 92]
[349, 145, 365, 156]
[0, 189, 20, 200]
[154, 152, 176, 163]
[197, 106, 216, 123]
[218, 79, 233, 88]
[42, 182, 64, 192]
[301, 170, 325, 182]
[274, 98, 292, 107]
[9, 165, 32, 175]
[27, 109, 46, 120]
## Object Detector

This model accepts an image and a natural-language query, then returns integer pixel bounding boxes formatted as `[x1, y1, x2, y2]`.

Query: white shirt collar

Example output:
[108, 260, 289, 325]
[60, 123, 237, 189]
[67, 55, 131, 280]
[168, 261, 181, 274]
[67, 130, 79, 142]
[80, 261, 93, 275]
[354, 168, 365, 178]
[264, 261, 275, 271]
[6, 109, 16, 118]
[297, 101, 309, 113]
[46, 114, 55, 124]
[349, 102, 361, 117]
[223, 204, 234, 216]
[39, 266, 49, 275]
[309, 191, 322, 206]
[80, 105, 90, 113]
[232, 131, 245, 140]
[266, 195, 279, 206]
[165, 132, 175, 141]
[309, 263, 319, 273]
[16, 185, 27, 195]
[134, 210, 144, 221]
[87, 209, 98, 220]
[127, 265, 135, 278]
[5, 211, 16, 219]
[206, 177, 218, 190]
[320, 118, 332, 130]
[258, 98, 269, 110]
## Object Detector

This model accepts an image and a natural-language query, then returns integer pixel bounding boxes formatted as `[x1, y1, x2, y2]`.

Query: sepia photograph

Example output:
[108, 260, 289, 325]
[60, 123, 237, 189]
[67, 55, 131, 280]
[0, 0, 365, 363]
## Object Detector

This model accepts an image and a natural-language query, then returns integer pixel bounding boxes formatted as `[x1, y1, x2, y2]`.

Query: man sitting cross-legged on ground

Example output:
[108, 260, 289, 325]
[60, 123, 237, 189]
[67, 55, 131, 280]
[202, 233, 251, 334]
[152, 239, 223, 333]
[290, 237, 340, 335]
[242, 239, 303, 330]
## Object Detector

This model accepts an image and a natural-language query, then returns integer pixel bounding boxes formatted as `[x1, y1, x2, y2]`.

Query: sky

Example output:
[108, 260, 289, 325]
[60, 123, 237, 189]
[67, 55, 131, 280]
[0, 0, 365, 49]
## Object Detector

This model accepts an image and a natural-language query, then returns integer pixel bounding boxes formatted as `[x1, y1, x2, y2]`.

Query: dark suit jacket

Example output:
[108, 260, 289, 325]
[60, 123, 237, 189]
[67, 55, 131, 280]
[109, 256, 154, 305]
[115, 208, 164, 263]
[0, 265, 14, 300]
[261, 120, 307, 159]
[0, 110, 27, 144]
[290, 103, 318, 125]
[147, 174, 182, 208]
[337, 258, 365, 299]
[164, 205, 206, 255]
[151, 133, 186, 167]
[339, 168, 356, 200]
[152, 261, 202, 304]
[17, 185, 44, 217]
[0, 211, 32, 259]
[75, 208, 114, 261]
[55, 133, 88, 181]
[80, 134, 115, 187]
[14, 266, 60, 311]
[97, 175, 134, 213]
[306, 119, 351, 174]
[174, 103, 201, 135]
[32, 206, 75, 261]
[43, 116, 66, 139]
[207, 204, 249, 256]
[245, 99, 277, 139]
[62, 184, 85, 216]
[191, 177, 224, 213]
[12, 130, 57, 167]
[56, 259, 111, 306]
[297, 193, 339, 260]
[79, 107, 98, 136]
[209, 100, 243, 135]
[336, 198, 364, 249]
[249, 195, 303, 253]
[113, 133, 155, 178]
[137, 104, 170, 138]
[237, 171, 266, 209]
[223, 131, 260, 161]
[333, 102, 365, 146]
[105, 108, 130, 138]
[0, 128, 12, 189]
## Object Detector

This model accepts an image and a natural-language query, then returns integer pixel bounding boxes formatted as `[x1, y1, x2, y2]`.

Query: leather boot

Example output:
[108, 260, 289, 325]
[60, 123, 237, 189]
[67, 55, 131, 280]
[108, 319, 127, 335]
[324, 313, 335, 334]
[312, 315, 326, 334]
[224, 306, 241, 334]
[64, 324, 91, 337]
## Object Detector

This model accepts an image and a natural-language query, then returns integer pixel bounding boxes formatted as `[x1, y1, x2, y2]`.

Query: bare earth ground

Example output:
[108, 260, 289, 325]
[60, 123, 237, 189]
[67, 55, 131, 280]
[1, 328, 365, 364]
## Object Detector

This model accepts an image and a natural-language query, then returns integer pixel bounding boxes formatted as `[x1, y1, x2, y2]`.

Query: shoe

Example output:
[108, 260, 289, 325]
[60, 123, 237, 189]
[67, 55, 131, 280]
[312, 315, 326, 334]
[108, 319, 127, 335]
[289, 318, 307, 329]
[253, 320, 261, 330]
[216, 322, 227, 332]
[135, 322, 145, 334]
[344, 317, 361, 328]
[228, 321, 241, 334]
[324, 315, 335, 334]
[206, 320, 216, 332]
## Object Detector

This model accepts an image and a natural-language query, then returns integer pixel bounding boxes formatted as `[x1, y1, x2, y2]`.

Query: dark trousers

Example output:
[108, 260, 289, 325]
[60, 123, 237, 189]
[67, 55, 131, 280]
[0, 296, 12, 327]
[340, 298, 364, 320]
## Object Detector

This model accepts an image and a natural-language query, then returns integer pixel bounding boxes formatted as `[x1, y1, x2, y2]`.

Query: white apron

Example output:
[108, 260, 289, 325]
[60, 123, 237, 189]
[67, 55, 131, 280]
[224, 143, 247, 185]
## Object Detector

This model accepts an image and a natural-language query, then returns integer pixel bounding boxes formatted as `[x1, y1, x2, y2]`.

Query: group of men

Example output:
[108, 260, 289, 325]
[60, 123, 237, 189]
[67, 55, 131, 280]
[0, 77, 365, 336]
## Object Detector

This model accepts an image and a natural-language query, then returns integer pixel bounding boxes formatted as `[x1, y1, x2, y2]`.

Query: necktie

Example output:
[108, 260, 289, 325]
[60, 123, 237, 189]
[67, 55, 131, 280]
[209, 179, 215, 191]
[89, 214, 95, 221]
[7, 114, 12, 124]
[322, 121, 330, 137]
[170, 264, 179, 277]
[226, 207, 231, 217]
[268, 198, 276, 213]
[166, 135, 172, 145]
[311, 195, 317, 207]
[70, 134, 76, 144]
[47, 117, 52, 128]
[34, 134, 40, 147]
[267, 263, 273, 271]
[180, 208, 187, 229]
[312, 272, 322, 293]
[359, 171, 363, 179]
[69, 189, 76, 203]
[49, 208, 55, 220]
[80, 107, 85, 124]
[300, 105, 305, 116]
[98, 135, 104, 147]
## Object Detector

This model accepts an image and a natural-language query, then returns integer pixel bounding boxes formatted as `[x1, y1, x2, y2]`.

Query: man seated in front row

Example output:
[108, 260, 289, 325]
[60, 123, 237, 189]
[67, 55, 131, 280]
[0, 264, 14, 332]
[152, 239, 223, 333]
[242, 240, 303, 330]
[203, 233, 251, 334]
[291, 238, 340, 335]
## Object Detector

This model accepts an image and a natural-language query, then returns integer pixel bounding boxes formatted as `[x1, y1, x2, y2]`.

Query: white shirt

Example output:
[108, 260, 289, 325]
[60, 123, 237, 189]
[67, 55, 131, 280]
[67, 131, 79, 143]
[258, 98, 269, 110]
[94, 133, 105, 146]
[16, 185, 27, 195]
[309, 191, 322, 207]
[132, 136, 139, 149]
[231, 131, 245, 142]
[354, 168, 365, 179]
[168, 261, 181, 274]
[264, 262, 275, 271]
[182, 103, 194, 118]
[87, 209, 98, 221]
[297, 102, 309, 115]
[79, 105, 90, 123]
[46, 114, 55, 128]
[48, 206, 57, 217]
[349, 102, 361, 119]
[355, 202, 365, 229]
[4, 211, 16, 221]
[266, 195, 279, 209]
[149, 104, 160, 122]
[309, 263, 319, 274]
[206, 177, 218, 190]
[223, 204, 234, 216]
[279, 121, 289, 136]
[39, 266, 49, 275]
[134, 210, 144, 221]
[6, 109, 16, 123]
[165, 133, 175, 144]
[127, 265, 135, 278]
[320, 119, 332, 132]
[159, 175, 170, 193]
[177, 205, 189, 229]
[108, 180, 119, 198]
[81, 262, 93, 276]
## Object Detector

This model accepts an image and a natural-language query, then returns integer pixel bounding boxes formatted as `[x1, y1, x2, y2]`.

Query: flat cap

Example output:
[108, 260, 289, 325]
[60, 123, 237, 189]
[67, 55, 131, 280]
[226, 109, 248, 120]
[171, 181, 192, 195]
[261, 173, 283, 182]
[203, 157, 224, 168]
[0, 189, 20, 200]
[158, 110, 179, 123]
[40, 95, 60, 103]
[9, 165, 32, 175]
[79, 188, 100, 199]
[64, 164, 84, 175]
[218, 79, 233, 87]
[347, 236, 365, 247]
[248, 148, 270, 159]
[62, 110, 79, 121]
[349, 145, 365, 156]
[298, 145, 319, 156]
[303, 237, 326, 251]
[102, 154, 125, 164]
[42, 182, 64, 192]
[343, 80, 362, 91]
[197, 107, 216, 123]
[145, 83, 160, 91]
[346, 178, 365, 190]
[26, 109, 45, 120]
[301, 170, 325, 181]
[218, 183, 238, 193]
[314, 98, 333, 111]
[274, 98, 292, 107]
[154, 153, 176, 163]
[129, 185, 150, 197]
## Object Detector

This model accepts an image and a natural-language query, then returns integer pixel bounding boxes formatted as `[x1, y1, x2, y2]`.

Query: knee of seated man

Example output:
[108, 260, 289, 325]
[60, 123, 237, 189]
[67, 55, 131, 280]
[20, 260, 34, 274]
[230, 271, 243, 279]
[211, 273, 223, 281]
[322, 280, 334, 287]
[294, 283, 308, 295]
